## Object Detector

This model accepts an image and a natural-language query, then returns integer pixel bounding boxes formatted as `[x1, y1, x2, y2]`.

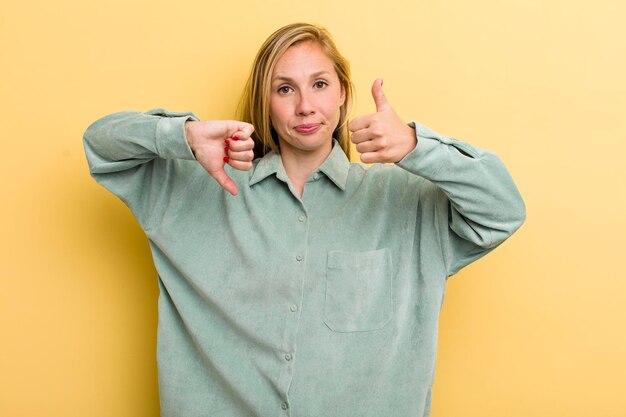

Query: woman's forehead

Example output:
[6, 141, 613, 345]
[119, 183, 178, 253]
[272, 42, 336, 82]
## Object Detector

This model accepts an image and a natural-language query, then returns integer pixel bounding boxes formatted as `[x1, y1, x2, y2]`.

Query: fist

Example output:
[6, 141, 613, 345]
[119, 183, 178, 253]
[349, 79, 417, 164]
[185, 120, 255, 195]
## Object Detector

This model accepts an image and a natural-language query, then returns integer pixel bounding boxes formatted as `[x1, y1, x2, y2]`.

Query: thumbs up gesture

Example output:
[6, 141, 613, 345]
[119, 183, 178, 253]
[349, 79, 417, 164]
[184, 119, 256, 196]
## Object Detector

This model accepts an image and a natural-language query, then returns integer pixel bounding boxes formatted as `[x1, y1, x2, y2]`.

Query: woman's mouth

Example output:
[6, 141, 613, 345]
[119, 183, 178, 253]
[294, 123, 321, 134]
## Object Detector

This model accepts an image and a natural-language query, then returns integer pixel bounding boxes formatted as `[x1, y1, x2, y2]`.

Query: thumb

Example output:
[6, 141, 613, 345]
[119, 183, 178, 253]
[209, 167, 238, 196]
[372, 78, 391, 112]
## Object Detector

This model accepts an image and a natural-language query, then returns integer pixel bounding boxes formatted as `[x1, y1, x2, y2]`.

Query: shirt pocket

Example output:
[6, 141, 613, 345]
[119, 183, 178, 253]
[324, 248, 393, 332]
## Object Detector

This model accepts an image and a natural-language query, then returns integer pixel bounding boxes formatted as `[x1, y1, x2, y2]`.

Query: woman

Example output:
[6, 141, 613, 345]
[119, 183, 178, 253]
[84, 23, 525, 417]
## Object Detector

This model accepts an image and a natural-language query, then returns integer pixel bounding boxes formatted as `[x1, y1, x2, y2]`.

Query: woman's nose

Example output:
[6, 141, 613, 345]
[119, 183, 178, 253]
[296, 92, 315, 116]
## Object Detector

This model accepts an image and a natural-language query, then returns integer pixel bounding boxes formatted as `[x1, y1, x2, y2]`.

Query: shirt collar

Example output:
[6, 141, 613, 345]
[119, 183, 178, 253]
[249, 139, 350, 191]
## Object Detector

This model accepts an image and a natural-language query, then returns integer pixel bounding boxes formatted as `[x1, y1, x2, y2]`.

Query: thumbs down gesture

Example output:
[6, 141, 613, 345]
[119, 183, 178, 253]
[349, 79, 417, 164]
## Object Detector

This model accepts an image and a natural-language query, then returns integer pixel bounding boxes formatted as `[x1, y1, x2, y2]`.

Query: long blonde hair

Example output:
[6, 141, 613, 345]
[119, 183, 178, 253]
[237, 23, 354, 159]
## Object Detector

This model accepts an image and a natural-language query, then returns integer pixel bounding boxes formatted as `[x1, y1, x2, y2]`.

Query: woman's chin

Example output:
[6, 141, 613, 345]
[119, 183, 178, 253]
[280, 135, 333, 155]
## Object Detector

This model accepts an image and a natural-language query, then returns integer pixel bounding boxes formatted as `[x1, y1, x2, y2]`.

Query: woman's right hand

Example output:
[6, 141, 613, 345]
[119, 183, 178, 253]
[184, 120, 255, 196]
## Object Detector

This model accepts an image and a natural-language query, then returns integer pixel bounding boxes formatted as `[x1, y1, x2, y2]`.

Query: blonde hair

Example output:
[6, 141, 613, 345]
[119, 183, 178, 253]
[237, 23, 354, 159]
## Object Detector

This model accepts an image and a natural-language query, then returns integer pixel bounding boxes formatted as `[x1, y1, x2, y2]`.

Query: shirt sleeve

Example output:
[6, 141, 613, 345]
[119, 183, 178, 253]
[83, 108, 200, 227]
[396, 122, 526, 277]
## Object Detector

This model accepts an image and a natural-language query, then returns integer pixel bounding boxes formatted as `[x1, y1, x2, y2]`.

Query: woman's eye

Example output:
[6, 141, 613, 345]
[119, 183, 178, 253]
[314, 81, 328, 89]
[278, 86, 292, 94]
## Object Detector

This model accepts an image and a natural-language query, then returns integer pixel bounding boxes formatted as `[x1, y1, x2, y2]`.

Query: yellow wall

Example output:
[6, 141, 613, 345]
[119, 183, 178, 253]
[1, 0, 625, 415]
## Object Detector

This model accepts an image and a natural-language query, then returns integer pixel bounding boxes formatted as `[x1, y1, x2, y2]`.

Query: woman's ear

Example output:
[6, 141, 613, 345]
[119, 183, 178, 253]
[340, 84, 346, 106]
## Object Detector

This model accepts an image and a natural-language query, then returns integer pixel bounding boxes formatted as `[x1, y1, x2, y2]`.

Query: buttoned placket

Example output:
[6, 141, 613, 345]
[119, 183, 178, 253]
[277, 195, 310, 416]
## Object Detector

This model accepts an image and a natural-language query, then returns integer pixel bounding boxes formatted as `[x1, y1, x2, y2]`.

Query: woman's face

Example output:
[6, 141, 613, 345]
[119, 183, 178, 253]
[269, 41, 345, 156]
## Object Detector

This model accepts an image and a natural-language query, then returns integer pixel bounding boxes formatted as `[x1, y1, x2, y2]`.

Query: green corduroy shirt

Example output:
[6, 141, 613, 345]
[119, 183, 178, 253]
[83, 108, 525, 417]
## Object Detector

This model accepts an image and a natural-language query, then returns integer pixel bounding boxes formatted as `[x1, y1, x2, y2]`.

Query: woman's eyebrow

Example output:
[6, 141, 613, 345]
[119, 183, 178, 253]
[272, 70, 331, 83]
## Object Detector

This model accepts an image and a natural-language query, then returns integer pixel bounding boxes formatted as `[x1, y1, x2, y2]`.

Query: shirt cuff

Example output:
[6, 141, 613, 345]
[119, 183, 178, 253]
[396, 121, 479, 179]
[155, 113, 198, 161]
[396, 122, 445, 178]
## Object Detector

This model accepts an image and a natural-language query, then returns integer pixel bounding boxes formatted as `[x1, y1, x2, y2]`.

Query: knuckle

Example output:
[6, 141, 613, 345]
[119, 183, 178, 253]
[356, 142, 368, 153]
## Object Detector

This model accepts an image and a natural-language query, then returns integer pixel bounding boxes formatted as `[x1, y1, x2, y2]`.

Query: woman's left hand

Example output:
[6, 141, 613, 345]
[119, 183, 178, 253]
[349, 79, 417, 164]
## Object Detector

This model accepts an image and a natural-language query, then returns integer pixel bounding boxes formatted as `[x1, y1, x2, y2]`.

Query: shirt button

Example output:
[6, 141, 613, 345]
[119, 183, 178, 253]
[285, 353, 292, 361]
[290, 305, 298, 312]
[296, 254, 303, 262]
[298, 214, 306, 222]
[281, 402, 289, 410]
[313, 173, 320, 180]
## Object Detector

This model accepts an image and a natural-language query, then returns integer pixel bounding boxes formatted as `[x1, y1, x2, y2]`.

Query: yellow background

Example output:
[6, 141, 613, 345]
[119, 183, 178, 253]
[1, 0, 625, 415]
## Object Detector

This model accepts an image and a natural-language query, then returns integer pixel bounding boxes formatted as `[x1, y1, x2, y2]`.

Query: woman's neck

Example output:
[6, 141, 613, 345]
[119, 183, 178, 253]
[279, 141, 333, 198]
